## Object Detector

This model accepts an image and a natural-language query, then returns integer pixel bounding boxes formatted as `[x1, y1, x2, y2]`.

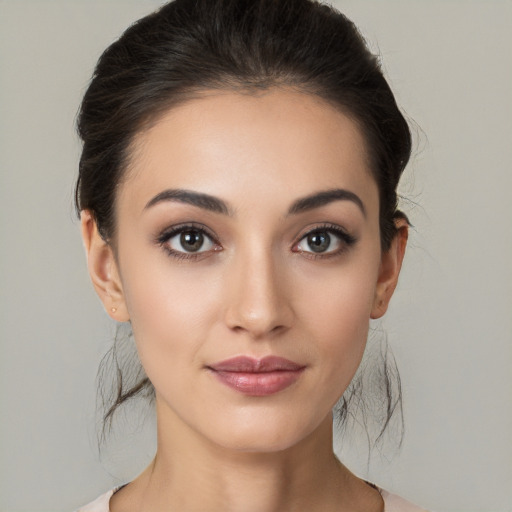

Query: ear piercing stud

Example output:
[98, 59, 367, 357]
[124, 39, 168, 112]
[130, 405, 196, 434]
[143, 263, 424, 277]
[111, 307, 117, 313]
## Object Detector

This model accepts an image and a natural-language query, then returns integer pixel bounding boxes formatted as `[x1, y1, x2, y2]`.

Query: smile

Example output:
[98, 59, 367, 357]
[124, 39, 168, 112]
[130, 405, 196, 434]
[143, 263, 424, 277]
[207, 356, 306, 396]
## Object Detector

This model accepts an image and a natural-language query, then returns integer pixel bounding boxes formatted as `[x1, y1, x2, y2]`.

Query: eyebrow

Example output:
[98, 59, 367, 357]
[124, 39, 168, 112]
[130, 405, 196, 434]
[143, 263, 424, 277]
[287, 188, 366, 217]
[144, 187, 366, 217]
[144, 189, 233, 215]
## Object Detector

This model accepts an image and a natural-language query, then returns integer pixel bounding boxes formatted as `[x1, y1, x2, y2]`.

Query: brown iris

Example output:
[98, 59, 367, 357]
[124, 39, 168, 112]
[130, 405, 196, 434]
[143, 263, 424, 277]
[180, 230, 204, 252]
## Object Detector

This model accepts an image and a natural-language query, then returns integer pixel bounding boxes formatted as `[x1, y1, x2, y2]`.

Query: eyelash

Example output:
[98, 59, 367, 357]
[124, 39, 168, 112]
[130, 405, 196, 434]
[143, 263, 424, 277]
[156, 222, 220, 261]
[294, 223, 357, 260]
[155, 222, 357, 261]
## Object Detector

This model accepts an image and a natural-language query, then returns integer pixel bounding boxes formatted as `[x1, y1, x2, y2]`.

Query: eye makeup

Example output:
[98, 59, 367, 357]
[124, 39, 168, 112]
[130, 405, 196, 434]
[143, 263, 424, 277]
[154, 219, 358, 263]
[292, 222, 357, 261]
[155, 222, 222, 261]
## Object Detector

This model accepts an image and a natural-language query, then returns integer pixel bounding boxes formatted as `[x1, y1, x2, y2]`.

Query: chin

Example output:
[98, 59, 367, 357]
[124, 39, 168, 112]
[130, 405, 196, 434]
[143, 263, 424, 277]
[204, 411, 326, 455]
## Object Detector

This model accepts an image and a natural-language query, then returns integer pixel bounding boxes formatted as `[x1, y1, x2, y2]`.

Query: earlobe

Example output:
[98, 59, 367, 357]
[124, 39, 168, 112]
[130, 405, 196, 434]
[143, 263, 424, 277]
[370, 218, 408, 319]
[80, 210, 129, 322]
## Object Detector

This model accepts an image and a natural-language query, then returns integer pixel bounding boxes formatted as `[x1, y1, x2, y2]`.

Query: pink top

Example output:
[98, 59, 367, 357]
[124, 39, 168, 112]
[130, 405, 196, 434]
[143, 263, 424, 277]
[76, 486, 428, 511]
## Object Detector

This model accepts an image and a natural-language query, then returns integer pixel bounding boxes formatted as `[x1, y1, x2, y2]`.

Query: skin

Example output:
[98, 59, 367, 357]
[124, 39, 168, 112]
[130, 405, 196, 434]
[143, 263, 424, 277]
[82, 89, 407, 512]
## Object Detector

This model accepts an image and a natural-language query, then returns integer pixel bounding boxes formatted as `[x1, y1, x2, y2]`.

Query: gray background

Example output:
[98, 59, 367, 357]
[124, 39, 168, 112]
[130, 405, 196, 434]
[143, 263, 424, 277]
[1, 1, 511, 511]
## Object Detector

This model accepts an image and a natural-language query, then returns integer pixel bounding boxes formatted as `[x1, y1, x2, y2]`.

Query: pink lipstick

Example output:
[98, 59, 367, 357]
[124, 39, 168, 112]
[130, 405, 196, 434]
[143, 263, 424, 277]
[207, 356, 305, 396]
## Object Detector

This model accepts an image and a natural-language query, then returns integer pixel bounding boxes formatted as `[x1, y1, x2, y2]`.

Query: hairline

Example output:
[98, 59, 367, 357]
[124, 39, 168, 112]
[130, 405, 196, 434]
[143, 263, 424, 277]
[107, 83, 380, 247]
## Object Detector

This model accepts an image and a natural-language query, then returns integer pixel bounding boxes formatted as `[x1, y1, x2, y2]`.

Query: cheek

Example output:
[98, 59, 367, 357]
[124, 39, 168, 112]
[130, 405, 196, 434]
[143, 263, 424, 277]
[295, 254, 380, 393]
[118, 248, 220, 380]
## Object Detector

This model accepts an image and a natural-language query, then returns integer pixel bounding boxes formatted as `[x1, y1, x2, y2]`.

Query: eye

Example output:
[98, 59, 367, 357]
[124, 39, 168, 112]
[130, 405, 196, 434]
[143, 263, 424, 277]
[169, 229, 212, 253]
[298, 230, 339, 254]
[294, 224, 356, 258]
[156, 224, 221, 260]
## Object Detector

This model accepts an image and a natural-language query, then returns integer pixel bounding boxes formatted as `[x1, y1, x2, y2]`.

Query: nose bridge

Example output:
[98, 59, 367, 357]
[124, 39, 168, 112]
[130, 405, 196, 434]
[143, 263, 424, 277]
[224, 239, 291, 338]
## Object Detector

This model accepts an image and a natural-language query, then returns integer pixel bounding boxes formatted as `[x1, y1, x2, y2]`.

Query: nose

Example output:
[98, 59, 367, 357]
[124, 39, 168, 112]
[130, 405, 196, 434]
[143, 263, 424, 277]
[223, 245, 293, 340]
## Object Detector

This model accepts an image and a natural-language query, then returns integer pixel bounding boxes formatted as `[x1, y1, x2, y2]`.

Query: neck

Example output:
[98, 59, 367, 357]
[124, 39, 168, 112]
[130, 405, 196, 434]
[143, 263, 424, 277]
[111, 400, 383, 512]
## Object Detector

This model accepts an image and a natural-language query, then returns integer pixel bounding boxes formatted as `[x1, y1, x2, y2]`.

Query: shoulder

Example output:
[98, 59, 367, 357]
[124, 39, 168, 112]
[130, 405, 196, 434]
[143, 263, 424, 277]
[380, 488, 430, 512]
[75, 488, 116, 512]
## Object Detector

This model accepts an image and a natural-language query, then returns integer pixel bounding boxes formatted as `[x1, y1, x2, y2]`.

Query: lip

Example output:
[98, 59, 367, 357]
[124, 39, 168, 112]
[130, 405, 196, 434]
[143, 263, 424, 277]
[207, 356, 306, 396]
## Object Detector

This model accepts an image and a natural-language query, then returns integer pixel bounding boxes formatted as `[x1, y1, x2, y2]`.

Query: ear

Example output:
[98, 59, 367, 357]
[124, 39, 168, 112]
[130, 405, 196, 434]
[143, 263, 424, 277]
[370, 217, 408, 319]
[80, 210, 129, 322]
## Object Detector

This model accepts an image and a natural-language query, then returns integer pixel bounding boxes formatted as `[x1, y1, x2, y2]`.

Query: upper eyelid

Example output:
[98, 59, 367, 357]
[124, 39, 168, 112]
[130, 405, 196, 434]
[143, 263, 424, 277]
[156, 222, 354, 250]
[295, 223, 353, 240]
[157, 222, 218, 242]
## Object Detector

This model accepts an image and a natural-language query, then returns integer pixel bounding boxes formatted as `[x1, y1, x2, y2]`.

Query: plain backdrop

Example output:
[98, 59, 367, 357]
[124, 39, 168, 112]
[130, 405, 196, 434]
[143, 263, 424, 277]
[1, 1, 511, 511]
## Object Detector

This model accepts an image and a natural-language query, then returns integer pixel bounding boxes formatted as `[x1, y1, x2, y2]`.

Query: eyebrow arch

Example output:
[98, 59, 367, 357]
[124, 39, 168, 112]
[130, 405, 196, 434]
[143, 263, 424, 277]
[287, 188, 366, 217]
[144, 187, 366, 218]
[144, 189, 234, 216]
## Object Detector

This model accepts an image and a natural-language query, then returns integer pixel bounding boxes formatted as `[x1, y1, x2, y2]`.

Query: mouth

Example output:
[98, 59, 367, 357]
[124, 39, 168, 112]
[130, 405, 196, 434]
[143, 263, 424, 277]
[207, 356, 306, 396]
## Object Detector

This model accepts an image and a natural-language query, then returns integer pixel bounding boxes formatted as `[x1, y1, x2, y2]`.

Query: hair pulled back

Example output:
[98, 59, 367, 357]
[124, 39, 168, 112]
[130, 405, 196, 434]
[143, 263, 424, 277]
[76, 0, 410, 248]
[76, 0, 411, 444]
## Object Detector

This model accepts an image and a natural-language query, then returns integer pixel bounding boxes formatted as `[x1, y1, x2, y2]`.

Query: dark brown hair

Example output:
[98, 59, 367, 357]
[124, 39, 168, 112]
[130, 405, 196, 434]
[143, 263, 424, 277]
[76, 0, 411, 447]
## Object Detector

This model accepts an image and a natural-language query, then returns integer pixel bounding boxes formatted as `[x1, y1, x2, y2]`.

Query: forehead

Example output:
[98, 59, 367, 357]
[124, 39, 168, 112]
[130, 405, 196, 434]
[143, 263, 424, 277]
[119, 89, 378, 218]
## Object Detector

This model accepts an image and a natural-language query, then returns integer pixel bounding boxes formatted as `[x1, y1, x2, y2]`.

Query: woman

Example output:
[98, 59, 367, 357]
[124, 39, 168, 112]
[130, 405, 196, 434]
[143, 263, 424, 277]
[76, 0, 427, 510]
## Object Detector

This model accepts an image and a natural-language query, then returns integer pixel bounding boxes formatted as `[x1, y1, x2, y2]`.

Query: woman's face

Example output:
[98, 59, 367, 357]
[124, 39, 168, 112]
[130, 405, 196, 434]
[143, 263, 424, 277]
[85, 89, 404, 452]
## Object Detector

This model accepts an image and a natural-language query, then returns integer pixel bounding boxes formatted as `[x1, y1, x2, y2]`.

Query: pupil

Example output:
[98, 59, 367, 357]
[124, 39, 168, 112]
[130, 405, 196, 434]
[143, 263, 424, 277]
[181, 230, 203, 252]
[308, 232, 330, 252]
